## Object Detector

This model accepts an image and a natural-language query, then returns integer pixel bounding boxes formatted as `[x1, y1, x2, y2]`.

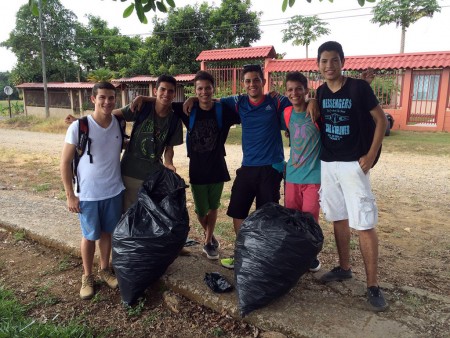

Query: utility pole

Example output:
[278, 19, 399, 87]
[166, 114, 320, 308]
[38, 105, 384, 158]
[38, 0, 49, 118]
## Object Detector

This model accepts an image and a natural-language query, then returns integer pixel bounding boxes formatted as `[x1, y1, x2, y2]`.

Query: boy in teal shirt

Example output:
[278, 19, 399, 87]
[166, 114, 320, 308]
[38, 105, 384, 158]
[283, 71, 321, 272]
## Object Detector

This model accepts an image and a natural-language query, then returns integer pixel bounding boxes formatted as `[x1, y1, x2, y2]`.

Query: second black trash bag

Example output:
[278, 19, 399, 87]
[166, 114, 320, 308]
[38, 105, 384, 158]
[112, 168, 190, 306]
[234, 202, 324, 317]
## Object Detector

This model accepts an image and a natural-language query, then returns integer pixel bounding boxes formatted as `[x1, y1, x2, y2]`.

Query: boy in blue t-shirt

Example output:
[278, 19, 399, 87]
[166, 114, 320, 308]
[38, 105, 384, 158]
[283, 71, 322, 272]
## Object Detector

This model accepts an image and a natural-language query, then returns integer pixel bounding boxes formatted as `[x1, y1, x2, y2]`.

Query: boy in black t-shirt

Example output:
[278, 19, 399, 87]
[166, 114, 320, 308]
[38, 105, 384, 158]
[132, 71, 240, 260]
[315, 41, 388, 312]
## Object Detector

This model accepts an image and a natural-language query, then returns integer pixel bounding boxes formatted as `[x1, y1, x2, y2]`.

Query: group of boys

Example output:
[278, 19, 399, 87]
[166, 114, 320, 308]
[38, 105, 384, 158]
[61, 41, 388, 312]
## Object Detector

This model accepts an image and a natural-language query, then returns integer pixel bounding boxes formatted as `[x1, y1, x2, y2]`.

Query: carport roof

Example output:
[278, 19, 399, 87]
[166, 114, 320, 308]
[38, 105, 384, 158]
[197, 46, 277, 61]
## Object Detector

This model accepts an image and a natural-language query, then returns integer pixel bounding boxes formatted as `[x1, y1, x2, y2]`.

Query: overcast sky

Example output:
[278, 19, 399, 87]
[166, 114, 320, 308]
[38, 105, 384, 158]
[1, 0, 449, 73]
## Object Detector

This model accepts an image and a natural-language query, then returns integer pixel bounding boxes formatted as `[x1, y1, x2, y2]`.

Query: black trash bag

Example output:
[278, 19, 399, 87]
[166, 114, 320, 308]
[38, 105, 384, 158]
[204, 272, 234, 293]
[234, 202, 323, 317]
[112, 167, 190, 306]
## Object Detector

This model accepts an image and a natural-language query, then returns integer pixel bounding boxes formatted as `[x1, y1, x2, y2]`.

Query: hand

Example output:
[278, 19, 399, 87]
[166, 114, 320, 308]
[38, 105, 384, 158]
[165, 163, 176, 172]
[361, 68, 375, 85]
[65, 114, 78, 124]
[268, 90, 278, 98]
[306, 99, 320, 123]
[183, 97, 195, 115]
[130, 96, 144, 112]
[358, 154, 375, 174]
[66, 195, 80, 213]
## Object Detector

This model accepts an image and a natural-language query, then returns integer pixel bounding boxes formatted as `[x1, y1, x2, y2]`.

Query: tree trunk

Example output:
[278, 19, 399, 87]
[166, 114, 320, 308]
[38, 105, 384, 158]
[400, 26, 406, 54]
[306, 44, 309, 59]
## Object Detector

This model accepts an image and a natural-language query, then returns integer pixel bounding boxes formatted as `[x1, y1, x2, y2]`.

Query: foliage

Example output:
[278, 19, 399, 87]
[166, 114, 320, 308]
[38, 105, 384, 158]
[144, 0, 261, 75]
[86, 68, 116, 82]
[75, 15, 143, 77]
[282, 15, 330, 58]
[370, 75, 400, 107]
[371, 0, 441, 53]
[282, 0, 376, 12]
[0, 72, 20, 100]
[2, 0, 79, 84]
[121, 0, 176, 23]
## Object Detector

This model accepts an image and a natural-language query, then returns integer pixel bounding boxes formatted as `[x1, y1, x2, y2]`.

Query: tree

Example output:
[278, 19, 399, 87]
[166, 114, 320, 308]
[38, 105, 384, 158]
[2, 0, 79, 84]
[282, 0, 376, 12]
[86, 68, 116, 82]
[144, 0, 261, 75]
[371, 0, 441, 53]
[74, 15, 143, 78]
[208, 0, 261, 48]
[282, 15, 330, 58]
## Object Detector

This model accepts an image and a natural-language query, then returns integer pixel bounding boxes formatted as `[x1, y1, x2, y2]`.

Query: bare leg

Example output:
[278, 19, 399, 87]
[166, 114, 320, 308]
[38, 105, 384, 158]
[204, 209, 218, 244]
[98, 232, 112, 270]
[81, 237, 96, 275]
[197, 214, 208, 242]
[333, 220, 351, 270]
[233, 218, 244, 235]
[358, 228, 379, 287]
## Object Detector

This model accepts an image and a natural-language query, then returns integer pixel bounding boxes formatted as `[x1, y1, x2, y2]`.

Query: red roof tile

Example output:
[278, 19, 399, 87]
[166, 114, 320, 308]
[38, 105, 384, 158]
[112, 74, 195, 83]
[15, 82, 117, 89]
[197, 46, 277, 61]
[266, 51, 450, 72]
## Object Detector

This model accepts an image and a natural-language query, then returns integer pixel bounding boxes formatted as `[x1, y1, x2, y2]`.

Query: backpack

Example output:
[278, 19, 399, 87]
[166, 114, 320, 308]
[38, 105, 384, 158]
[186, 102, 223, 157]
[317, 79, 382, 167]
[283, 106, 320, 147]
[72, 115, 127, 193]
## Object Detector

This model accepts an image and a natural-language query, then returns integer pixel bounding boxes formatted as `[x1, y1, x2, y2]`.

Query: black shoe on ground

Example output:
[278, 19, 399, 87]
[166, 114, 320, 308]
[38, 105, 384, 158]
[320, 266, 353, 283]
[202, 243, 219, 260]
[367, 286, 389, 312]
[309, 258, 321, 272]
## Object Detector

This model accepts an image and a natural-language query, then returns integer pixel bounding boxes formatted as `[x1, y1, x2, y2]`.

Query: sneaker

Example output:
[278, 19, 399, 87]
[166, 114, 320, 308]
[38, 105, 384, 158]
[367, 286, 389, 312]
[202, 243, 219, 260]
[309, 258, 321, 272]
[80, 274, 94, 300]
[98, 268, 118, 289]
[320, 266, 353, 283]
[211, 235, 220, 249]
[220, 257, 234, 269]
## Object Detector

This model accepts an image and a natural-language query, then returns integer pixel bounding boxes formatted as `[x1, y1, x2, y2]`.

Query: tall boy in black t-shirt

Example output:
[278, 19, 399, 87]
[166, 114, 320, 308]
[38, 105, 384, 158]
[315, 41, 388, 312]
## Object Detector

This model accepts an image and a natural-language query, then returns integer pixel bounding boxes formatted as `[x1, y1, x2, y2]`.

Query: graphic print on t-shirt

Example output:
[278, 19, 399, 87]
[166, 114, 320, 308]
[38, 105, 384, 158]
[322, 98, 352, 141]
[190, 118, 219, 153]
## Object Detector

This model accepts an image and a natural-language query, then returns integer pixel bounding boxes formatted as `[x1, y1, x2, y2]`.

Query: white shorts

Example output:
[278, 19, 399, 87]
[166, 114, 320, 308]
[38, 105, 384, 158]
[319, 161, 378, 230]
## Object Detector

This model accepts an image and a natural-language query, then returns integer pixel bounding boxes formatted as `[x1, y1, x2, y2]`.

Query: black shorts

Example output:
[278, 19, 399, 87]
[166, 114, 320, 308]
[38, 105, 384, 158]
[227, 165, 282, 220]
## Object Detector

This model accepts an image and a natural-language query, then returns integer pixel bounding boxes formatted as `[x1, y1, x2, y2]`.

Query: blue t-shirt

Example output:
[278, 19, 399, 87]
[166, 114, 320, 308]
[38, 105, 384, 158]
[285, 109, 321, 184]
[220, 94, 290, 166]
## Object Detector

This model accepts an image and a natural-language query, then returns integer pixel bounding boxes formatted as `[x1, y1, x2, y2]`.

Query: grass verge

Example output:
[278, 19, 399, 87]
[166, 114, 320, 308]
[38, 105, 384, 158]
[0, 284, 94, 337]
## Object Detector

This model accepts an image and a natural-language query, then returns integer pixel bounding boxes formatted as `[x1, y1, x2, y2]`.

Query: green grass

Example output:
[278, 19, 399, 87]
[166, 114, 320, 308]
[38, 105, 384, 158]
[382, 130, 450, 156]
[0, 100, 24, 116]
[0, 284, 94, 337]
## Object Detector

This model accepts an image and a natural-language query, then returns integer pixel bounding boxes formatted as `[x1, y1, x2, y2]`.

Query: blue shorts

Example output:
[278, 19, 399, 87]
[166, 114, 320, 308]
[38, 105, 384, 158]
[78, 191, 124, 241]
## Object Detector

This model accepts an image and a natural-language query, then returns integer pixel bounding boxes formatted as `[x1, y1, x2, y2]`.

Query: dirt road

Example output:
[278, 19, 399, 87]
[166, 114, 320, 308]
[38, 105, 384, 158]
[0, 128, 449, 337]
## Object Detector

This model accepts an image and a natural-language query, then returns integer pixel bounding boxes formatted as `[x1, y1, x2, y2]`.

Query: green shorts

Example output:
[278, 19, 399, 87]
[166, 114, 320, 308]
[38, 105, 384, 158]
[191, 182, 224, 217]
